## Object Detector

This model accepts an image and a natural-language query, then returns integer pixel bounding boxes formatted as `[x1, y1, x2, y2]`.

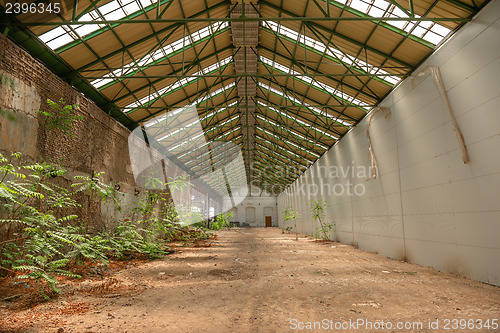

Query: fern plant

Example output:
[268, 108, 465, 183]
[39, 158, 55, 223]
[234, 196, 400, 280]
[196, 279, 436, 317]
[71, 172, 123, 230]
[0, 152, 210, 301]
[0, 154, 85, 297]
[14, 257, 80, 299]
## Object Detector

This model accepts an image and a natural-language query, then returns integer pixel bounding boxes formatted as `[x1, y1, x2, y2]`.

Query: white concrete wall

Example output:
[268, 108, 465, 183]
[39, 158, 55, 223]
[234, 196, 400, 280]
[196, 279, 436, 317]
[230, 195, 278, 227]
[278, 1, 500, 286]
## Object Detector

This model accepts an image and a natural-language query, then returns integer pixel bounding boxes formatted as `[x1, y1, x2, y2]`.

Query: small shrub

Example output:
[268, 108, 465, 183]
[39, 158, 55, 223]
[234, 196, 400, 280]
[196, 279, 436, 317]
[282, 207, 300, 240]
[308, 199, 334, 241]
[210, 212, 233, 230]
[37, 98, 85, 137]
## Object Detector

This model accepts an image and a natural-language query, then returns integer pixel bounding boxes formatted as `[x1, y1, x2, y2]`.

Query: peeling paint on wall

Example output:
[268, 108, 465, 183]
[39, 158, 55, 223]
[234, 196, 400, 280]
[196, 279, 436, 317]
[0, 71, 40, 156]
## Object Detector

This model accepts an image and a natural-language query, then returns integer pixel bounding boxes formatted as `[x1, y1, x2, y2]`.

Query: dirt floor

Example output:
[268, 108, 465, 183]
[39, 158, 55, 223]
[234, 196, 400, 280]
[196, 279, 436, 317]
[1, 228, 500, 333]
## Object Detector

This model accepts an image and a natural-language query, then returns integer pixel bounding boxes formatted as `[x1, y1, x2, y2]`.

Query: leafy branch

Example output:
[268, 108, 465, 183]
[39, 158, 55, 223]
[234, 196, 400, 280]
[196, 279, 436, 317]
[37, 98, 85, 137]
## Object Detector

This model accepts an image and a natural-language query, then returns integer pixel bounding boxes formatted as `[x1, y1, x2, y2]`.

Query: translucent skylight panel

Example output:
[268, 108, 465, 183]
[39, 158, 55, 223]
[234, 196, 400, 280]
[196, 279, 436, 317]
[260, 56, 368, 115]
[99, 0, 120, 14]
[185, 130, 241, 165]
[192, 82, 236, 106]
[368, 6, 385, 17]
[390, 6, 407, 18]
[255, 142, 308, 168]
[372, 0, 388, 9]
[403, 22, 416, 33]
[92, 78, 114, 89]
[350, 0, 370, 13]
[257, 100, 339, 141]
[90, 22, 228, 90]
[431, 24, 452, 36]
[171, 115, 238, 154]
[121, 56, 232, 112]
[257, 136, 313, 162]
[139, 0, 154, 7]
[321, 0, 453, 46]
[201, 101, 238, 121]
[104, 8, 126, 21]
[124, 1, 140, 14]
[389, 19, 406, 29]
[210, 114, 239, 128]
[422, 31, 444, 44]
[177, 129, 241, 161]
[189, 146, 241, 172]
[382, 76, 400, 85]
[263, 21, 400, 86]
[38, 26, 64, 43]
[157, 118, 201, 141]
[170, 132, 205, 151]
[256, 114, 329, 150]
[419, 20, 433, 29]
[259, 127, 320, 158]
[74, 23, 101, 37]
[258, 81, 352, 126]
[39, 27, 75, 49]
[38, 0, 171, 51]
[412, 26, 427, 37]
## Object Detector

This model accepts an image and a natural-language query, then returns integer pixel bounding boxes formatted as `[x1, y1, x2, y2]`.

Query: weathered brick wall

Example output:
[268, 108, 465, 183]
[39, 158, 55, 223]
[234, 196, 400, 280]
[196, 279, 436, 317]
[0, 33, 151, 230]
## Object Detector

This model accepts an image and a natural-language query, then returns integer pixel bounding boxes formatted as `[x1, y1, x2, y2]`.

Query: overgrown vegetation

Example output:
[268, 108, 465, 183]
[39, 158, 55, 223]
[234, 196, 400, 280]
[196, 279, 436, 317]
[282, 207, 300, 240]
[209, 211, 234, 230]
[308, 199, 334, 241]
[0, 152, 212, 301]
[37, 98, 85, 137]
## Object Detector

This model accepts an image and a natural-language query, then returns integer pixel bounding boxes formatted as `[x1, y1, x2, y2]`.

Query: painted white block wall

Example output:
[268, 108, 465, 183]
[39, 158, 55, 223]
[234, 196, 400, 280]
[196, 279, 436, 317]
[278, 1, 500, 286]
[229, 195, 278, 227]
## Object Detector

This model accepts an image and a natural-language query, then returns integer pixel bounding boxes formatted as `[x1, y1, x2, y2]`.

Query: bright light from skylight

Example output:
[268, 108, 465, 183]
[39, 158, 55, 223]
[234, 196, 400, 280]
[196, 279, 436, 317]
[255, 142, 309, 170]
[177, 131, 241, 160]
[168, 114, 240, 152]
[335, 0, 452, 45]
[257, 81, 352, 127]
[256, 100, 339, 140]
[258, 126, 321, 158]
[192, 82, 237, 106]
[39, 0, 157, 50]
[123, 57, 233, 113]
[255, 114, 329, 150]
[186, 136, 241, 166]
[255, 140, 313, 164]
[263, 21, 401, 85]
[201, 101, 239, 122]
[90, 22, 229, 89]
[260, 56, 370, 111]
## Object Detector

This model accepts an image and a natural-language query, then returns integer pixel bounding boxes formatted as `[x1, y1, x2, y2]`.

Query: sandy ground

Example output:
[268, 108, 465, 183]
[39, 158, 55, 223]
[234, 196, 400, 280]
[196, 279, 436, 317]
[1, 228, 499, 332]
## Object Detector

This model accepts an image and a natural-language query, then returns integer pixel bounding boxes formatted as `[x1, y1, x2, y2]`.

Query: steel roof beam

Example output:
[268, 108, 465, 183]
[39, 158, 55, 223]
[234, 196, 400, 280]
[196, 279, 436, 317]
[17, 16, 471, 25]
[133, 77, 237, 124]
[256, 126, 320, 160]
[254, 102, 337, 145]
[257, 77, 357, 124]
[105, 46, 233, 106]
[258, 0, 416, 68]
[71, 1, 231, 73]
[255, 114, 327, 152]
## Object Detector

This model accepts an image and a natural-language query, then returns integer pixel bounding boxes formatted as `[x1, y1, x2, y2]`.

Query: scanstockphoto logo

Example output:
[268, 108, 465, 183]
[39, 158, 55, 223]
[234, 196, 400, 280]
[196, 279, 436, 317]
[127, 105, 248, 225]
[251, 161, 378, 198]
